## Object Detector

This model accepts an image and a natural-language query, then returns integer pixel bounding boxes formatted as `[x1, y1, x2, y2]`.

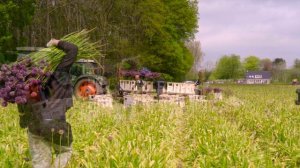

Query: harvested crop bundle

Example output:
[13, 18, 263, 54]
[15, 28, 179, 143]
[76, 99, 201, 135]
[0, 29, 101, 107]
[28, 29, 101, 72]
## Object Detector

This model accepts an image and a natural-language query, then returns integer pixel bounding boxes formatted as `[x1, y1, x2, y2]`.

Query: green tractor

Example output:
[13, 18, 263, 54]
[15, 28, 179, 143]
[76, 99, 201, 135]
[17, 47, 108, 99]
[70, 59, 108, 98]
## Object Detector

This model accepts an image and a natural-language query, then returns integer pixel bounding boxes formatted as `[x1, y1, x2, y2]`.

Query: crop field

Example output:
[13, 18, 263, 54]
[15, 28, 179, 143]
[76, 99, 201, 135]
[0, 85, 300, 167]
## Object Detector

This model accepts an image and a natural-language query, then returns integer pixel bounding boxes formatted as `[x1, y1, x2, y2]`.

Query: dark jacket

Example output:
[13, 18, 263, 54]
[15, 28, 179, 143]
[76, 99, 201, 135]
[18, 41, 78, 130]
[44, 41, 78, 101]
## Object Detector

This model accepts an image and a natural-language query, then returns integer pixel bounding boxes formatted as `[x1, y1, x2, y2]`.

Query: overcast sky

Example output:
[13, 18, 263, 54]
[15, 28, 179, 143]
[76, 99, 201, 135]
[196, 0, 300, 68]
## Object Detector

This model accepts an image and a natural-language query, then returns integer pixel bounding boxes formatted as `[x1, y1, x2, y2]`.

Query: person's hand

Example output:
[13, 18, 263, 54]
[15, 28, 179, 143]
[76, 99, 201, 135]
[46, 38, 60, 47]
[26, 85, 41, 102]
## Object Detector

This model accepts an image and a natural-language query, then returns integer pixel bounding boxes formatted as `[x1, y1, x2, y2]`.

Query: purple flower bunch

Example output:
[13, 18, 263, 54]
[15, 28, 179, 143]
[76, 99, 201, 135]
[120, 70, 140, 77]
[120, 68, 160, 80]
[0, 58, 51, 107]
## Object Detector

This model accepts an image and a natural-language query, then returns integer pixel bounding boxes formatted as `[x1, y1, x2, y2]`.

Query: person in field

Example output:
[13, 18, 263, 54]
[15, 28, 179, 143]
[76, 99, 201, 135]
[134, 74, 144, 94]
[18, 39, 78, 168]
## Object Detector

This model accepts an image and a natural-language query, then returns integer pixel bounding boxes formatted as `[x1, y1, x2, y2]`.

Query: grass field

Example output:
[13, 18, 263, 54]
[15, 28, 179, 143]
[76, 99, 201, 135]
[0, 85, 300, 167]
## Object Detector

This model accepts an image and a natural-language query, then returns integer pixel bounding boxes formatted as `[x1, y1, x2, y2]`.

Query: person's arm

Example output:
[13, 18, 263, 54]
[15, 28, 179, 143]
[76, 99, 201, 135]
[47, 39, 78, 72]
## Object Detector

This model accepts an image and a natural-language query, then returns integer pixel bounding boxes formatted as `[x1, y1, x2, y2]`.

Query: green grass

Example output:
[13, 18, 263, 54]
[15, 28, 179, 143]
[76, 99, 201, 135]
[0, 85, 299, 167]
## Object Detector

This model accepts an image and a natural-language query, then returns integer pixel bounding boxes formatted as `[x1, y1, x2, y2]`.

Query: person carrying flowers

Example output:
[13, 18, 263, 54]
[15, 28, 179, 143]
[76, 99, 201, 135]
[18, 39, 78, 168]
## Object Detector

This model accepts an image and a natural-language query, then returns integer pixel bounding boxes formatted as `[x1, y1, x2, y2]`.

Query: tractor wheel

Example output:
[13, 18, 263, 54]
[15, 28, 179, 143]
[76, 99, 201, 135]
[74, 78, 102, 99]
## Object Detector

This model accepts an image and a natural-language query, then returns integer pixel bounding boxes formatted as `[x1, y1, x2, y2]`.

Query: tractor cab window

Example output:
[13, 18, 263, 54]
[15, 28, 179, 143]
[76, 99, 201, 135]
[70, 62, 101, 76]
[83, 63, 93, 75]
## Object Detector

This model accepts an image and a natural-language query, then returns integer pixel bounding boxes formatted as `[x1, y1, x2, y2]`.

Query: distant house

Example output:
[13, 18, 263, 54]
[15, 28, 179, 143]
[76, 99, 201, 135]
[245, 71, 272, 84]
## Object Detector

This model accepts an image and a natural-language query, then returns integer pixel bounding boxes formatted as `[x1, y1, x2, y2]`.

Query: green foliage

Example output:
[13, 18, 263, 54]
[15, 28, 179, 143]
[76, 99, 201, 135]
[293, 59, 300, 69]
[1, 85, 300, 167]
[143, 41, 194, 81]
[121, 60, 141, 70]
[121, 62, 132, 70]
[159, 73, 174, 81]
[260, 58, 272, 71]
[243, 56, 260, 71]
[0, 0, 35, 56]
[272, 58, 287, 83]
[108, 76, 119, 91]
[22, 0, 198, 81]
[212, 54, 244, 79]
[0, 0, 198, 79]
[0, 53, 5, 64]
[272, 58, 286, 70]
[0, 53, 18, 64]
[285, 68, 300, 83]
[136, 0, 198, 80]
[284, 59, 300, 83]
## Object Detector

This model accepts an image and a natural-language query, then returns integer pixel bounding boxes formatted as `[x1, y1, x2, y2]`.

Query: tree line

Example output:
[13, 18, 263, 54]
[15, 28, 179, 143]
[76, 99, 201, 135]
[209, 54, 300, 83]
[0, 0, 198, 81]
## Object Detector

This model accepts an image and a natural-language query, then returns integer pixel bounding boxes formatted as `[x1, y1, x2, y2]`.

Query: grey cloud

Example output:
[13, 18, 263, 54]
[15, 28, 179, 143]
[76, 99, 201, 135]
[196, 0, 300, 67]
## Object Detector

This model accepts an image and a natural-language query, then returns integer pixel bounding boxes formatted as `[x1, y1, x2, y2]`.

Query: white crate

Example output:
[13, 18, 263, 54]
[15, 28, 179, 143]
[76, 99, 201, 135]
[121, 80, 195, 95]
[158, 94, 185, 107]
[142, 81, 154, 92]
[124, 95, 135, 107]
[90, 95, 113, 107]
[120, 80, 137, 92]
[120, 80, 155, 92]
[124, 94, 155, 107]
[214, 93, 223, 100]
[188, 95, 206, 102]
[173, 83, 181, 93]
[180, 83, 195, 95]
[119, 80, 130, 91]
[166, 82, 195, 95]
[130, 80, 137, 91]
[166, 82, 179, 94]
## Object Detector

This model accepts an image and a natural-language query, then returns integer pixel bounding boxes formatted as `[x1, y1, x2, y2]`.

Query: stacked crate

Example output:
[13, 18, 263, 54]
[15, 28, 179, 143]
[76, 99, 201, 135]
[166, 82, 195, 95]
[180, 83, 195, 95]
[119, 80, 154, 93]
[142, 81, 154, 92]
[124, 94, 155, 107]
[119, 80, 136, 92]
[214, 93, 223, 100]
[188, 95, 206, 102]
[90, 95, 113, 107]
[158, 94, 185, 107]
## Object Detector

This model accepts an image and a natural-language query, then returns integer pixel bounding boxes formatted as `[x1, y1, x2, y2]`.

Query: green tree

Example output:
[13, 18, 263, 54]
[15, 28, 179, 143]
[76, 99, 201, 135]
[260, 58, 272, 71]
[293, 59, 300, 69]
[272, 58, 287, 83]
[0, 1, 35, 59]
[285, 68, 300, 83]
[212, 54, 243, 79]
[0, 0, 35, 64]
[243, 56, 260, 71]
[272, 58, 286, 70]
[185, 40, 203, 80]
[283, 59, 300, 83]
[23, 0, 198, 80]
[131, 0, 198, 80]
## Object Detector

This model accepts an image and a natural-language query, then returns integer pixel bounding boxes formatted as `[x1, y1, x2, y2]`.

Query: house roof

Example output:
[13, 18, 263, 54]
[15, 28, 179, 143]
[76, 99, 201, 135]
[245, 71, 271, 79]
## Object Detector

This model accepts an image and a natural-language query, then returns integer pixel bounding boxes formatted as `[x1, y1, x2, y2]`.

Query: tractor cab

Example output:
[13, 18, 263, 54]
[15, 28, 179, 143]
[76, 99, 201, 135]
[70, 59, 101, 77]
